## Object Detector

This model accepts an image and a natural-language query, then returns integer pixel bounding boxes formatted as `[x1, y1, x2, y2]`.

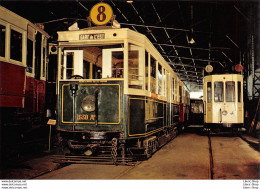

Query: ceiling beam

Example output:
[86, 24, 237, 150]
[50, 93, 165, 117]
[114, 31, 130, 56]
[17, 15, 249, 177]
[120, 23, 211, 34]
[153, 43, 213, 51]
[165, 55, 222, 64]
[168, 62, 204, 69]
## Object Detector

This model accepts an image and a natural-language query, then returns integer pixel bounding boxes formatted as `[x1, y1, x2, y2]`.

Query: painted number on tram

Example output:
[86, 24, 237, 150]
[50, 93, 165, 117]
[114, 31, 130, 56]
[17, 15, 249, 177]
[90, 3, 113, 26]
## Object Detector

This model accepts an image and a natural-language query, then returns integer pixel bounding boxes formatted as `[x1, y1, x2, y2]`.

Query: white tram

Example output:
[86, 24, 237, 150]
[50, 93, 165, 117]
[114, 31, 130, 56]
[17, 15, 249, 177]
[203, 74, 244, 130]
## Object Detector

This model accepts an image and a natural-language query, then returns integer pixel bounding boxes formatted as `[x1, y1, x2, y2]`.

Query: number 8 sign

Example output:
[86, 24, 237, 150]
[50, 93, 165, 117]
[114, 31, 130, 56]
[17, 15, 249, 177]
[90, 3, 113, 26]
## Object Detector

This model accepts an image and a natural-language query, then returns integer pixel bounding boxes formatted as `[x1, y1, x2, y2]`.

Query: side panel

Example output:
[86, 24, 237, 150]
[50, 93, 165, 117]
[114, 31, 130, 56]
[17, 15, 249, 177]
[24, 76, 46, 113]
[0, 61, 25, 108]
[179, 103, 184, 122]
[128, 96, 176, 137]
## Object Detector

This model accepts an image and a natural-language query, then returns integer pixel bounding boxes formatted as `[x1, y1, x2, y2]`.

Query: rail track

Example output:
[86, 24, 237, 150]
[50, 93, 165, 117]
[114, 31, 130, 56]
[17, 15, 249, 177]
[207, 131, 214, 179]
[51, 154, 137, 166]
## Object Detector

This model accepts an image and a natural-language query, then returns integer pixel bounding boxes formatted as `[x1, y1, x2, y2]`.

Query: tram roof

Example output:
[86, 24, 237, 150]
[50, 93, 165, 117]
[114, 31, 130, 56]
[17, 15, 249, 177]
[57, 26, 180, 81]
[0, 5, 50, 38]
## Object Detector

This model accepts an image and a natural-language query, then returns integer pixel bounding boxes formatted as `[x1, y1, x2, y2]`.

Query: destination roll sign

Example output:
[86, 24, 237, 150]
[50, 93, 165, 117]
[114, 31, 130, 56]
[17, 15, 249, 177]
[90, 2, 114, 26]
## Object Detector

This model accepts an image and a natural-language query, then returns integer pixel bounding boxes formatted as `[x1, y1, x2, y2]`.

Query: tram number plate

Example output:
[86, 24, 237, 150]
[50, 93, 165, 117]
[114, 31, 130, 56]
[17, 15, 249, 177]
[79, 33, 105, 40]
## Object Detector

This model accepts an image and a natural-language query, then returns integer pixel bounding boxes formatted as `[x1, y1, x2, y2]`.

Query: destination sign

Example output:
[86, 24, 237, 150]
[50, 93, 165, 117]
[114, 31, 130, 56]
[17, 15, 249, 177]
[79, 33, 105, 40]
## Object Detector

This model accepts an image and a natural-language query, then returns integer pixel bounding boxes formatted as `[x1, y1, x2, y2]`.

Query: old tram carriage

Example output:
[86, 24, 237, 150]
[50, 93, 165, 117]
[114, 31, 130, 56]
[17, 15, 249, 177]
[56, 3, 189, 162]
[0, 6, 49, 147]
[203, 74, 244, 131]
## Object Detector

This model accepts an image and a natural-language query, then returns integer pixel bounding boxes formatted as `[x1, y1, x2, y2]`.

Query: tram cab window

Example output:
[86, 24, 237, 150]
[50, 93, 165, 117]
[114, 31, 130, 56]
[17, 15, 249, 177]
[66, 52, 74, 79]
[0, 24, 5, 57]
[10, 29, 22, 62]
[111, 51, 123, 78]
[226, 81, 235, 102]
[102, 47, 123, 79]
[92, 64, 102, 79]
[214, 82, 224, 102]
[207, 82, 212, 103]
[61, 45, 124, 80]
[83, 60, 90, 79]
[150, 56, 156, 93]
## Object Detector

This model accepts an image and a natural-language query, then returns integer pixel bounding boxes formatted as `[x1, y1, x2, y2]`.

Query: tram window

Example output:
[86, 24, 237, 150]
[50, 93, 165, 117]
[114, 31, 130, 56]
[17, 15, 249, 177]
[112, 51, 123, 78]
[179, 86, 182, 103]
[93, 64, 102, 79]
[83, 60, 90, 79]
[238, 81, 241, 102]
[214, 82, 224, 102]
[66, 52, 74, 78]
[172, 78, 175, 100]
[150, 56, 156, 93]
[175, 80, 177, 101]
[0, 24, 5, 57]
[10, 29, 22, 62]
[207, 82, 212, 103]
[226, 81, 235, 102]
[165, 70, 168, 98]
[158, 64, 162, 95]
[128, 50, 140, 88]
[35, 32, 42, 80]
[26, 39, 33, 73]
[145, 51, 149, 90]
[42, 46, 46, 77]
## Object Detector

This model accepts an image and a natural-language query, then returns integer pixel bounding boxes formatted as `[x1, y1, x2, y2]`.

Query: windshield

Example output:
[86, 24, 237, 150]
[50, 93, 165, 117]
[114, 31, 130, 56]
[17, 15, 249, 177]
[214, 82, 224, 102]
[60, 45, 123, 80]
[226, 81, 235, 102]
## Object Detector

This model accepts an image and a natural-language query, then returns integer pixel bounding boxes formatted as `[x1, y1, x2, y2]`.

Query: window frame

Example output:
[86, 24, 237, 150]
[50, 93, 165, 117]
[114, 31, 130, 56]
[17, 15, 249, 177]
[238, 81, 242, 103]
[9, 25, 25, 66]
[214, 81, 224, 102]
[41, 36, 47, 79]
[225, 81, 236, 102]
[0, 20, 7, 60]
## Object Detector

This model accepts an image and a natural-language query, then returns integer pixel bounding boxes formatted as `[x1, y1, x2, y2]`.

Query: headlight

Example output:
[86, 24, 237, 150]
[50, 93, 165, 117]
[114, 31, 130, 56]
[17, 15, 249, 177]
[222, 110, 228, 115]
[81, 95, 95, 112]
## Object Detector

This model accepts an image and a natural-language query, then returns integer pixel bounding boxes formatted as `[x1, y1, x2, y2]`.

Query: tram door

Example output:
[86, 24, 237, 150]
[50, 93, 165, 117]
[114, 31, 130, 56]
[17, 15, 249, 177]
[34, 33, 45, 113]
[204, 78, 212, 123]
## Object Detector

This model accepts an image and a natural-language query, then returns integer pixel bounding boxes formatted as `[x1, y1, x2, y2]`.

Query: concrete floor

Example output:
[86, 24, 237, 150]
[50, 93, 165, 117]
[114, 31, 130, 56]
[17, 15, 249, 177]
[38, 133, 210, 179]
[211, 136, 260, 179]
[4, 131, 259, 180]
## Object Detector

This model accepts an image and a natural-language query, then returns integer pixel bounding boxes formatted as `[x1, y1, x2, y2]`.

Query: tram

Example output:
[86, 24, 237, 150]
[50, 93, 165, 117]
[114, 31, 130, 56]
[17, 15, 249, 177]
[55, 3, 189, 161]
[0, 6, 49, 145]
[203, 74, 244, 131]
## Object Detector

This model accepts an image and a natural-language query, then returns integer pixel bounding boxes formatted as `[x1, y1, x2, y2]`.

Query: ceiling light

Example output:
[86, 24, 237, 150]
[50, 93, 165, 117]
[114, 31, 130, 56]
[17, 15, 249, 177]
[126, 0, 133, 3]
[189, 37, 195, 44]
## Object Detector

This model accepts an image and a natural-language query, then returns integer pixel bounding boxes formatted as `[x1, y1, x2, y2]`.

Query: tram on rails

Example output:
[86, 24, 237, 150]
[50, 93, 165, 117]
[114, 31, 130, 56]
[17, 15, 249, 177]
[56, 3, 189, 161]
[203, 73, 244, 131]
[0, 6, 49, 145]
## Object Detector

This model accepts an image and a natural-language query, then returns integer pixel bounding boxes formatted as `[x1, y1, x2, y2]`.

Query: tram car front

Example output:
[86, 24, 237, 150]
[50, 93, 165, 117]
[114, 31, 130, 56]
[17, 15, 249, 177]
[56, 25, 187, 161]
[203, 74, 244, 131]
